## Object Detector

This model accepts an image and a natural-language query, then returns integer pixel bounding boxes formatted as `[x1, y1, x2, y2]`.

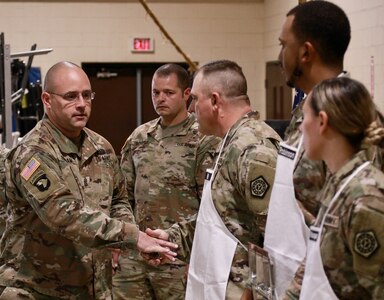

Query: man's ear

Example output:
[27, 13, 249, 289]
[318, 111, 329, 134]
[183, 87, 191, 101]
[41, 92, 51, 109]
[211, 92, 220, 111]
[301, 41, 316, 63]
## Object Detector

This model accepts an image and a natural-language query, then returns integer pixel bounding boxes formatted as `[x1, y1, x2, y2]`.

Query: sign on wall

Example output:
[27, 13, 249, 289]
[131, 37, 154, 53]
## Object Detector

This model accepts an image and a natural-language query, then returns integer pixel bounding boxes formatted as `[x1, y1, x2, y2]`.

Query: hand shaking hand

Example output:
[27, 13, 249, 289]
[137, 229, 178, 266]
[139, 228, 176, 266]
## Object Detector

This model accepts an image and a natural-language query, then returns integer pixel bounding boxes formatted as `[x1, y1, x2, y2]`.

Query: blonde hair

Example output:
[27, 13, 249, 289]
[309, 77, 384, 149]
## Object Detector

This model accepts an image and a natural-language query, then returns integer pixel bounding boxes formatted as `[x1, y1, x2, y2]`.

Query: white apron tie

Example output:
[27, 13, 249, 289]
[300, 161, 369, 300]
[186, 132, 246, 300]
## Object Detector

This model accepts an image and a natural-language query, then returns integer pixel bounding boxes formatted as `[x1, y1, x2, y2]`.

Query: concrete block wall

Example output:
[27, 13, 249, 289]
[0, 0, 383, 117]
[0, 1, 265, 114]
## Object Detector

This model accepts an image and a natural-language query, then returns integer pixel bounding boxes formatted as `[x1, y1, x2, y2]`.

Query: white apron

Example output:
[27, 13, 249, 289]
[263, 140, 309, 298]
[300, 161, 369, 300]
[186, 133, 245, 300]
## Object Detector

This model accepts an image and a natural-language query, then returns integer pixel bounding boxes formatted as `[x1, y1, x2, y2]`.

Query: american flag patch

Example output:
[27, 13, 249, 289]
[21, 157, 41, 181]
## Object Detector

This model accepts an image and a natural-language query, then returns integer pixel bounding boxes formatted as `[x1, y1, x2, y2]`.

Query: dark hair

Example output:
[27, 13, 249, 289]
[197, 60, 249, 103]
[154, 64, 191, 91]
[288, 1, 350, 66]
[309, 77, 380, 148]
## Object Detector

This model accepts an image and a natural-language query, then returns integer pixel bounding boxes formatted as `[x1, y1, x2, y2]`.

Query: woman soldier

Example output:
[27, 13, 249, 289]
[299, 77, 384, 299]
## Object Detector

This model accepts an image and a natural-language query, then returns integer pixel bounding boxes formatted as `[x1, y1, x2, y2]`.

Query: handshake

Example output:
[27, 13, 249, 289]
[137, 228, 176, 265]
[111, 228, 175, 273]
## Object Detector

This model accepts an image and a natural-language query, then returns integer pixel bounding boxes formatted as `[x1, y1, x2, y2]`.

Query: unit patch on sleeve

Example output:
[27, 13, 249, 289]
[21, 157, 41, 181]
[250, 176, 269, 198]
[354, 230, 379, 258]
[32, 174, 51, 192]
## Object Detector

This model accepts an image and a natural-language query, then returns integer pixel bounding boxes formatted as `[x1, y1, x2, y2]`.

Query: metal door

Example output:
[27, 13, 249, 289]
[83, 62, 189, 154]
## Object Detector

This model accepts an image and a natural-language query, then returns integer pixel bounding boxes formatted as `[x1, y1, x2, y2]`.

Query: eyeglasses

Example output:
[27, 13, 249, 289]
[47, 90, 96, 102]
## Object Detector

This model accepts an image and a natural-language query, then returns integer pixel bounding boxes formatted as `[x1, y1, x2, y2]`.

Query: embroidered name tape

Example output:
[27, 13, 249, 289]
[278, 145, 296, 160]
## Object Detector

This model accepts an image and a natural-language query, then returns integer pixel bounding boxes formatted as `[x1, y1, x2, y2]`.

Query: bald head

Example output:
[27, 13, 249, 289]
[41, 61, 92, 139]
[44, 61, 83, 92]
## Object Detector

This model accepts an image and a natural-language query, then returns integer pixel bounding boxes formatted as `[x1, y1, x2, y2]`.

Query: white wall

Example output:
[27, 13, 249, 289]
[0, 0, 383, 117]
[263, 0, 384, 113]
[0, 1, 264, 114]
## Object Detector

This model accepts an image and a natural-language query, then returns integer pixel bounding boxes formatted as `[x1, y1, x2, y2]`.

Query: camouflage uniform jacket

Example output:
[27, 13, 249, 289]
[285, 99, 384, 224]
[120, 113, 218, 263]
[0, 117, 139, 299]
[314, 151, 384, 298]
[284, 99, 327, 224]
[0, 146, 9, 236]
[168, 111, 281, 287]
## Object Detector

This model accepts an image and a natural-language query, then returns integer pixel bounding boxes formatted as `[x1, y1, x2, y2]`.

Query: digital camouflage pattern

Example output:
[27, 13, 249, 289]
[114, 113, 219, 299]
[0, 117, 139, 299]
[168, 111, 281, 296]
[0, 146, 9, 236]
[288, 151, 384, 299]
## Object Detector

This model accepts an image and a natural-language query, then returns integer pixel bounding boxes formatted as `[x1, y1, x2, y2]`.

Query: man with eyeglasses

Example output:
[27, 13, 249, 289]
[0, 61, 177, 299]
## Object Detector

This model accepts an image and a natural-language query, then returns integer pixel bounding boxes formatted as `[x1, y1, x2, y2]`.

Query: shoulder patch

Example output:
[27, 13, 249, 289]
[250, 176, 269, 198]
[354, 231, 379, 258]
[32, 173, 51, 192]
[21, 157, 41, 181]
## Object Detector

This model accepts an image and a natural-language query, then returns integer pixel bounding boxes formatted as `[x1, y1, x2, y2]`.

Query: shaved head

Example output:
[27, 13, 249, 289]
[44, 61, 82, 92]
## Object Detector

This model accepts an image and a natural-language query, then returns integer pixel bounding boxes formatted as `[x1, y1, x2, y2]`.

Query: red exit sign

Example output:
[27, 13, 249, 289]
[131, 38, 154, 53]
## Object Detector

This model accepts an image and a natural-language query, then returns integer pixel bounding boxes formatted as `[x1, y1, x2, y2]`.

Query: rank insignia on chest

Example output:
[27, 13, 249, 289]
[354, 230, 379, 258]
[250, 176, 269, 198]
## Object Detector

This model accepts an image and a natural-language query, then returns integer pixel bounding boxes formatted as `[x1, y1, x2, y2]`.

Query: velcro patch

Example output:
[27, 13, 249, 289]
[32, 173, 51, 192]
[354, 231, 379, 258]
[21, 157, 41, 181]
[324, 214, 339, 229]
[250, 176, 269, 198]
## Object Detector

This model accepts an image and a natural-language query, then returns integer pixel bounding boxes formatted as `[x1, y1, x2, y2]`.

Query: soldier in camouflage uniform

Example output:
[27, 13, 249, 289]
[265, 3, 384, 299]
[112, 64, 219, 300]
[298, 77, 384, 299]
[0, 61, 177, 299]
[146, 60, 281, 299]
[0, 146, 9, 237]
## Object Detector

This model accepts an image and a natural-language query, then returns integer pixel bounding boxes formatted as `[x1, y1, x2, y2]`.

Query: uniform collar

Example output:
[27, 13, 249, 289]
[147, 113, 196, 138]
[42, 117, 99, 159]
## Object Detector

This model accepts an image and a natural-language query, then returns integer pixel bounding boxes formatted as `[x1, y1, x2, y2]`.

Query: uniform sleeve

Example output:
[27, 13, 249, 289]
[237, 143, 278, 238]
[195, 135, 220, 198]
[0, 146, 9, 236]
[347, 195, 384, 296]
[166, 214, 197, 262]
[110, 156, 136, 225]
[10, 146, 139, 250]
[120, 136, 136, 211]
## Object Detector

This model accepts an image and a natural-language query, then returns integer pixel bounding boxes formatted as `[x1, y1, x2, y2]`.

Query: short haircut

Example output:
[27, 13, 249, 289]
[197, 60, 249, 103]
[153, 64, 191, 91]
[288, 1, 350, 66]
